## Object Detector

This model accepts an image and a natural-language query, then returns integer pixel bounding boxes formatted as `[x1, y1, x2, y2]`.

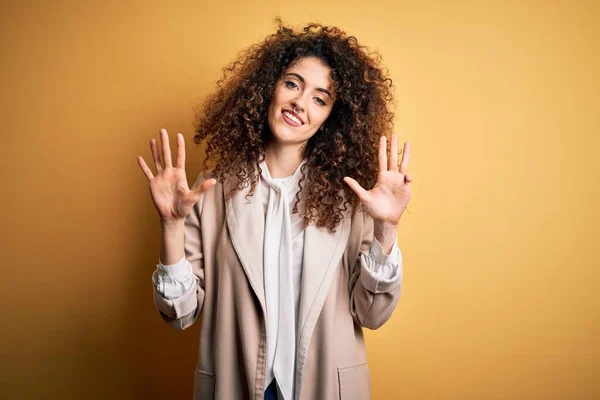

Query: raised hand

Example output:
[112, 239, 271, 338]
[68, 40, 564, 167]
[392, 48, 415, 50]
[137, 128, 216, 224]
[343, 134, 412, 226]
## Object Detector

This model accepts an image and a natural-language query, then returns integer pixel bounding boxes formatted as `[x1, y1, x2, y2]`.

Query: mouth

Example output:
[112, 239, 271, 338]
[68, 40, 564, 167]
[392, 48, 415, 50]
[281, 109, 304, 127]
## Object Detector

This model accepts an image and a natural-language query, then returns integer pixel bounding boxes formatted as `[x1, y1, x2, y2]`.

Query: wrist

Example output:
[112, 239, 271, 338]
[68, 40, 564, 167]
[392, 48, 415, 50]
[373, 221, 398, 254]
[161, 218, 185, 229]
[374, 220, 397, 235]
[160, 219, 185, 265]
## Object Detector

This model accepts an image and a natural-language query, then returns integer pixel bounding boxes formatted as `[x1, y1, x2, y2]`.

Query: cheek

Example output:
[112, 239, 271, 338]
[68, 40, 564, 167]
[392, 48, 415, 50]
[268, 88, 286, 116]
[267, 102, 275, 120]
[267, 98, 279, 121]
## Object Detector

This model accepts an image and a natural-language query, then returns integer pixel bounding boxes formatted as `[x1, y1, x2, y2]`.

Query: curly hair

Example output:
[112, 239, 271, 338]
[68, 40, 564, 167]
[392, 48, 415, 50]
[193, 18, 395, 231]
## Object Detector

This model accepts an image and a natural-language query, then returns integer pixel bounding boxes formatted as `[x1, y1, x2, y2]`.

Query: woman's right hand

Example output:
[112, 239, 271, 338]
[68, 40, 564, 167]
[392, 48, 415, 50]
[137, 128, 216, 224]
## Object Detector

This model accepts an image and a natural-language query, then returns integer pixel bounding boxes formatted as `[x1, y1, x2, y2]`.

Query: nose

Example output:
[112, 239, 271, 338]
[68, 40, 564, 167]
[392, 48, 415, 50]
[291, 96, 306, 113]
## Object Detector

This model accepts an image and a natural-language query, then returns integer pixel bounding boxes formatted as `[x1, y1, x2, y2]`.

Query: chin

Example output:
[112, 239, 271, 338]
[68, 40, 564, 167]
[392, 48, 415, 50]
[268, 118, 317, 145]
[269, 122, 298, 143]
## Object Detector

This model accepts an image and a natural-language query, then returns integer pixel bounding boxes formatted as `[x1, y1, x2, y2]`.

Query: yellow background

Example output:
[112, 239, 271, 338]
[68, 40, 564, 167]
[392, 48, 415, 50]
[1, 0, 598, 398]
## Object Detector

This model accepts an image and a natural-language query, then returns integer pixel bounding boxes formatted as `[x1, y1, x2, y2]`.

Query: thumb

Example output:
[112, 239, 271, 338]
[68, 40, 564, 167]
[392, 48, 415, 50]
[343, 177, 370, 203]
[190, 178, 217, 200]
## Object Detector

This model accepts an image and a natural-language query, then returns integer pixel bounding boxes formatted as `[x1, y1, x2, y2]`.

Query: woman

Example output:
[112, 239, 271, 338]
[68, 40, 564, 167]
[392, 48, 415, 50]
[137, 20, 412, 400]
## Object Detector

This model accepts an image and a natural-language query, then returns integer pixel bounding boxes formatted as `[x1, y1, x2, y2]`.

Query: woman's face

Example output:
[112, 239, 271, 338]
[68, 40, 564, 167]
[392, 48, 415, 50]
[267, 56, 334, 146]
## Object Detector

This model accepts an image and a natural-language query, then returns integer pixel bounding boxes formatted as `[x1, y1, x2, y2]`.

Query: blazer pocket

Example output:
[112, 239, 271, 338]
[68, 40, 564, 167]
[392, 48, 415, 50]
[338, 362, 371, 400]
[193, 368, 215, 400]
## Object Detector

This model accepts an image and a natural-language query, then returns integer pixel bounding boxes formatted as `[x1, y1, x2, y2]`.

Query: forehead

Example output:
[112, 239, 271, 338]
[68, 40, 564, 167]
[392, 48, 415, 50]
[285, 57, 333, 89]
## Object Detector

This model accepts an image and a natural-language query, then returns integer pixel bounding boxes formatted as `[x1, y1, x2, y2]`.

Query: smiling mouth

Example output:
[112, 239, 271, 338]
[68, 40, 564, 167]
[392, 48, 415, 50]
[282, 110, 304, 126]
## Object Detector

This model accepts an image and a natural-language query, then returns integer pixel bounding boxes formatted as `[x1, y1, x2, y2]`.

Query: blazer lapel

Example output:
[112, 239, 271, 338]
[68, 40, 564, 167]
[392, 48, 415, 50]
[295, 211, 351, 398]
[225, 176, 266, 311]
[223, 166, 353, 397]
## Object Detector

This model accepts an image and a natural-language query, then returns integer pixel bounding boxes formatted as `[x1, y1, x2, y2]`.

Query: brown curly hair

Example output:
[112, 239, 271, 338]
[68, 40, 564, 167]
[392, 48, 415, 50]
[193, 18, 395, 231]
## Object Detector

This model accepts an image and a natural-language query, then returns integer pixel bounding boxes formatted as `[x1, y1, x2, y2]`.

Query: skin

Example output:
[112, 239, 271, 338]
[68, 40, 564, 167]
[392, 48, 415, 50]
[265, 56, 335, 178]
[264, 56, 413, 253]
[344, 135, 412, 253]
[137, 56, 413, 262]
[137, 130, 217, 264]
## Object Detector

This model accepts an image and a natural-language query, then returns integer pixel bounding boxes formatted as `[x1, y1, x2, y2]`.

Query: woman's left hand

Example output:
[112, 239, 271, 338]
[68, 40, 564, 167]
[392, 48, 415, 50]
[344, 134, 412, 226]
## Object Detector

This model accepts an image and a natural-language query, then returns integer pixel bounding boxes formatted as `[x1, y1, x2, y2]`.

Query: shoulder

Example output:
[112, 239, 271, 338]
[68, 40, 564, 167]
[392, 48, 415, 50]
[199, 167, 216, 180]
[191, 167, 217, 188]
[190, 167, 224, 212]
[346, 203, 374, 242]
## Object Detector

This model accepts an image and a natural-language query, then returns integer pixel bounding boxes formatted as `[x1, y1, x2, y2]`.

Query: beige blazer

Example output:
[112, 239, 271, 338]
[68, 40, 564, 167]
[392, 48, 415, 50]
[153, 168, 403, 400]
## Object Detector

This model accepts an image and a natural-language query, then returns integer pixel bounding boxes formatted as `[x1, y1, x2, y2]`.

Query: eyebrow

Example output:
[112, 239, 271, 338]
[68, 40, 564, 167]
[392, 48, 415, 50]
[284, 72, 333, 98]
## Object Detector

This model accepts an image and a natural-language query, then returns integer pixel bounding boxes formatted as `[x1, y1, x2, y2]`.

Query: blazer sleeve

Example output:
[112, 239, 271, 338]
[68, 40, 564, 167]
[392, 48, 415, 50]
[152, 171, 210, 330]
[349, 209, 404, 330]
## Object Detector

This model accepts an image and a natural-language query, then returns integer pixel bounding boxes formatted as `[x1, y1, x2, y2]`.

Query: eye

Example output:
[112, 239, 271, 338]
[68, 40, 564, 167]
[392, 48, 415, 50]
[284, 81, 299, 90]
[314, 97, 327, 106]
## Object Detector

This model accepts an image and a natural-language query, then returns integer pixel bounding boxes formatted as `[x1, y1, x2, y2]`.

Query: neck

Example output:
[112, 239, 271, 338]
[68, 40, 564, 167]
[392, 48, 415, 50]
[264, 141, 305, 178]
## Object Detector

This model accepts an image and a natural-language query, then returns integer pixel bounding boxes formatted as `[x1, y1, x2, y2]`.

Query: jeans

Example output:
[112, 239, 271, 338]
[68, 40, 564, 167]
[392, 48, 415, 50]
[264, 378, 278, 400]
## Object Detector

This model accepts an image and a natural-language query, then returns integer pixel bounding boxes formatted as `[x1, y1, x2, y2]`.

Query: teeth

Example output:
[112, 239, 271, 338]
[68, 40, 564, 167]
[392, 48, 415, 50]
[283, 111, 302, 125]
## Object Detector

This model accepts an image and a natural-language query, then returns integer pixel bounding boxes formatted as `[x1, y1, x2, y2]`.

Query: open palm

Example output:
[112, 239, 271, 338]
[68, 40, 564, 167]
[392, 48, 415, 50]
[344, 134, 412, 225]
[137, 128, 216, 223]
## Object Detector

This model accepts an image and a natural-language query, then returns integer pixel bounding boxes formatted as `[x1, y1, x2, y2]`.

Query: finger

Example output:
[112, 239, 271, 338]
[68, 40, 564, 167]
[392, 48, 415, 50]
[150, 138, 163, 172]
[399, 141, 410, 174]
[160, 128, 173, 168]
[343, 177, 371, 203]
[176, 133, 185, 169]
[390, 133, 398, 171]
[404, 173, 412, 183]
[191, 178, 217, 197]
[137, 156, 154, 181]
[378, 136, 387, 173]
